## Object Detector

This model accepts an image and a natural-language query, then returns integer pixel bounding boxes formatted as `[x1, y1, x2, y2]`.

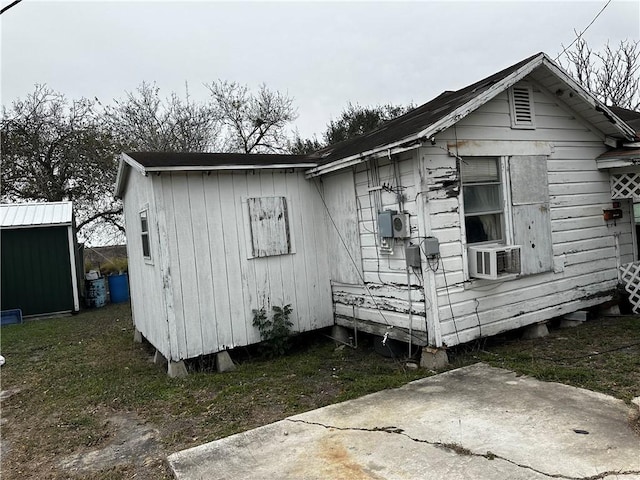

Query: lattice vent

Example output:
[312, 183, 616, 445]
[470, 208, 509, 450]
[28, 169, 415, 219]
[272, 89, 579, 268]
[619, 262, 640, 314]
[611, 173, 640, 200]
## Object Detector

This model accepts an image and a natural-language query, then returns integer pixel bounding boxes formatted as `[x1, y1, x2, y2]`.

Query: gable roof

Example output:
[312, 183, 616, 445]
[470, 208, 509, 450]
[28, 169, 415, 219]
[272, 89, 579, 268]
[306, 52, 637, 177]
[0, 201, 74, 229]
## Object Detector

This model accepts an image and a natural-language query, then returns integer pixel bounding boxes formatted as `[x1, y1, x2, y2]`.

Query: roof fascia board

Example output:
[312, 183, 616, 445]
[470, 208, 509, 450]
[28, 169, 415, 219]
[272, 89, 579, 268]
[540, 57, 637, 140]
[115, 152, 147, 198]
[308, 54, 547, 177]
[144, 163, 318, 173]
[596, 157, 640, 169]
[305, 143, 420, 178]
[121, 152, 148, 175]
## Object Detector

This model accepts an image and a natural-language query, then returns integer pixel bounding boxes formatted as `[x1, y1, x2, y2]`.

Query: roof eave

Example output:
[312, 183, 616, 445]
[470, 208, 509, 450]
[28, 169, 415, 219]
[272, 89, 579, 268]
[144, 163, 318, 173]
[540, 57, 637, 141]
[306, 53, 548, 177]
[306, 53, 638, 178]
[115, 152, 148, 198]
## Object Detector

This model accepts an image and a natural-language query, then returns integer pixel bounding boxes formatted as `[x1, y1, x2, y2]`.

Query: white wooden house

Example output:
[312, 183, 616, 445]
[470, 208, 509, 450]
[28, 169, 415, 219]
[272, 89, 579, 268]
[308, 52, 639, 351]
[116, 52, 640, 374]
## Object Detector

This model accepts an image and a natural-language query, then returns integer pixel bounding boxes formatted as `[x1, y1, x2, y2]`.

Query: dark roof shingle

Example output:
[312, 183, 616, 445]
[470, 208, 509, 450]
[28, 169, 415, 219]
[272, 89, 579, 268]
[308, 52, 544, 165]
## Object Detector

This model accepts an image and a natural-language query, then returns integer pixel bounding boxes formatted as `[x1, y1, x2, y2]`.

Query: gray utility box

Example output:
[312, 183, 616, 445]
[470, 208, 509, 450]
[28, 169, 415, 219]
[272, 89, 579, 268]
[378, 211, 410, 238]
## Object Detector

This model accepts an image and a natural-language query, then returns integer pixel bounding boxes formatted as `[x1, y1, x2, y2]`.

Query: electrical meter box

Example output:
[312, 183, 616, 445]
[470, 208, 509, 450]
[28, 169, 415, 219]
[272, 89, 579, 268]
[422, 237, 440, 257]
[392, 214, 410, 238]
[378, 210, 397, 238]
[405, 245, 421, 268]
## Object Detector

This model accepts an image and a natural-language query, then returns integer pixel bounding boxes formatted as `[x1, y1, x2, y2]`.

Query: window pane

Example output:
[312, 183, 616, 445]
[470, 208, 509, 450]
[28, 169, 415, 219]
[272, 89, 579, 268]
[141, 233, 150, 258]
[463, 185, 501, 213]
[140, 211, 148, 233]
[465, 214, 503, 243]
[461, 157, 499, 183]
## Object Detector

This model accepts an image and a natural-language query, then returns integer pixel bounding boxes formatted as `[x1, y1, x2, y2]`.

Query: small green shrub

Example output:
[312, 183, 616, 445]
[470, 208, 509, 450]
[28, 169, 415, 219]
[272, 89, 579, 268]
[252, 304, 294, 357]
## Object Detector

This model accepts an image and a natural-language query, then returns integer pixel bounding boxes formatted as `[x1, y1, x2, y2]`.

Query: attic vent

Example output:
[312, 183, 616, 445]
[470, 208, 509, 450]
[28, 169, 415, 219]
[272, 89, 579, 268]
[509, 85, 535, 129]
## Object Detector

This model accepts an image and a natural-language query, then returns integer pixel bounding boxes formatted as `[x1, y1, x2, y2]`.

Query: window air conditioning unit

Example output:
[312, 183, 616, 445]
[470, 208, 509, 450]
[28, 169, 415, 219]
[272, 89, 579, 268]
[468, 245, 521, 280]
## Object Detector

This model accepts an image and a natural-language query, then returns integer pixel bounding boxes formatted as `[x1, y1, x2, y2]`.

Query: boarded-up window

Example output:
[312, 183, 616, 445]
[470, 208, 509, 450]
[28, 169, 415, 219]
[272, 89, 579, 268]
[510, 155, 552, 275]
[247, 196, 291, 257]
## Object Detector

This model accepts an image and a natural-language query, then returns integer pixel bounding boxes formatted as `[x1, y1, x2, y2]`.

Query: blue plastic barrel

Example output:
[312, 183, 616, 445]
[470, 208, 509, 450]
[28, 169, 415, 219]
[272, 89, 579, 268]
[86, 278, 107, 308]
[108, 273, 130, 303]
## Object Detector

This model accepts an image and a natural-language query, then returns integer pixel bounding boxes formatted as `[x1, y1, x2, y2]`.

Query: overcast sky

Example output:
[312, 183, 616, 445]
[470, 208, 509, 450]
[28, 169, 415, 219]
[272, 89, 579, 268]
[1, 0, 639, 140]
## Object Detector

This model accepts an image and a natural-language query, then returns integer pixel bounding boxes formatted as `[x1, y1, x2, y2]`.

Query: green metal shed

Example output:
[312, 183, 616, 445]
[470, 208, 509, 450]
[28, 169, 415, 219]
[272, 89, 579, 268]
[1, 202, 81, 316]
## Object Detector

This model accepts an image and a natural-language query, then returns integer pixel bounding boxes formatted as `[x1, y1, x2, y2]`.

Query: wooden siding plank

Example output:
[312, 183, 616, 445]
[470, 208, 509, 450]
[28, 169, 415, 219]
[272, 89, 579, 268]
[284, 171, 309, 332]
[160, 174, 188, 359]
[208, 173, 238, 350]
[171, 173, 205, 358]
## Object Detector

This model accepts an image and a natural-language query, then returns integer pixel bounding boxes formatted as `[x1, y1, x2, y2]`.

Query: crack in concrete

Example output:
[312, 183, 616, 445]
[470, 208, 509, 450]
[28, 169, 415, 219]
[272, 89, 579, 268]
[287, 419, 640, 480]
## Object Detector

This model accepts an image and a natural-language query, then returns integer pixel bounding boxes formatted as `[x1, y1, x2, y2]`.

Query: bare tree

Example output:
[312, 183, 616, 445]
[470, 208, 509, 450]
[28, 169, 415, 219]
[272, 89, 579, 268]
[1, 85, 123, 244]
[105, 81, 219, 152]
[207, 81, 297, 153]
[561, 37, 640, 110]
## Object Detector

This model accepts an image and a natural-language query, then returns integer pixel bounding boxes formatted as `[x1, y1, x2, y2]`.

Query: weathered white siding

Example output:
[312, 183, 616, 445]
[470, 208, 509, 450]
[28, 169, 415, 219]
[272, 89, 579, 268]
[121, 171, 171, 359]
[328, 78, 634, 348]
[149, 169, 332, 361]
[426, 80, 634, 346]
[328, 152, 429, 345]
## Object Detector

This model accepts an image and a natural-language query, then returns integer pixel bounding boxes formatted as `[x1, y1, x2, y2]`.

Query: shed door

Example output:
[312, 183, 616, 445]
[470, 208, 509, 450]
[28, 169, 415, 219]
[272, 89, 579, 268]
[1, 226, 74, 316]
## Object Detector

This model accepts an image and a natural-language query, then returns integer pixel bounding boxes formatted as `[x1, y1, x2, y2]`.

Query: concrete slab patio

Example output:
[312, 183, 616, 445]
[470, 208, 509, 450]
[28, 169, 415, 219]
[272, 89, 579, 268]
[168, 363, 640, 480]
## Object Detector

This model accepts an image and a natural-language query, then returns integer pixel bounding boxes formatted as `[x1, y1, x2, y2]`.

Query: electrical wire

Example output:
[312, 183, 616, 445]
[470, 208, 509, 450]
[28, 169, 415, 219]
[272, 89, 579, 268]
[439, 255, 461, 345]
[313, 178, 426, 346]
[0, 0, 22, 15]
[554, 0, 613, 61]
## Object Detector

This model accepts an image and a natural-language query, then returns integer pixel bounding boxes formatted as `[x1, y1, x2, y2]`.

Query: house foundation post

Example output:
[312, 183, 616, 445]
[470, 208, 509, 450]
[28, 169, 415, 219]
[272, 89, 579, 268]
[331, 325, 351, 346]
[419, 346, 448, 370]
[216, 351, 236, 373]
[167, 360, 188, 378]
[133, 328, 143, 343]
[521, 322, 549, 339]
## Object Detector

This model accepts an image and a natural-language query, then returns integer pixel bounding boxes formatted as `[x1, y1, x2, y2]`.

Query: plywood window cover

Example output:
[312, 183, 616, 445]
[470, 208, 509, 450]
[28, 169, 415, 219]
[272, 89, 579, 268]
[509, 85, 536, 129]
[611, 173, 640, 200]
[247, 196, 291, 258]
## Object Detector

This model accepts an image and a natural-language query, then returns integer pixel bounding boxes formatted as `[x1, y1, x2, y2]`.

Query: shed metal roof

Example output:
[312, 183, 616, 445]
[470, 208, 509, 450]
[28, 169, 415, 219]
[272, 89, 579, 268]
[0, 202, 74, 229]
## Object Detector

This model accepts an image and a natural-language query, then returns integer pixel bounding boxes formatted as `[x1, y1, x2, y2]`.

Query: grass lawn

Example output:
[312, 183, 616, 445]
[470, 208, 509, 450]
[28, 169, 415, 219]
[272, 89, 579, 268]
[1, 303, 638, 479]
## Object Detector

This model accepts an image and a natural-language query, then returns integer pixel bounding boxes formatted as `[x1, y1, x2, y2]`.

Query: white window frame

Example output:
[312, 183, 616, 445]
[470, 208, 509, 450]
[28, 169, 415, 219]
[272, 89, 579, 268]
[460, 156, 513, 246]
[140, 206, 152, 263]
[460, 156, 515, 281]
